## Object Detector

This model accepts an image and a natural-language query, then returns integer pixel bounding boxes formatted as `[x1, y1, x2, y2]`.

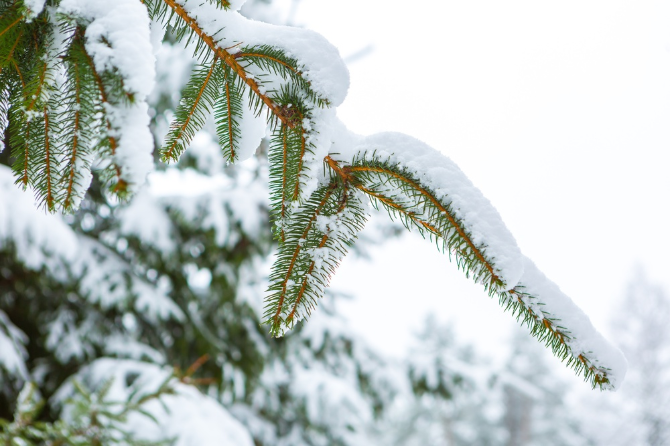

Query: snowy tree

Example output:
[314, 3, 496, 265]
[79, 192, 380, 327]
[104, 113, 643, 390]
[0, 0, 628, 443]
[499, 327, 594, 446]
[586, 270, 670, 446]
[374, 318, 593, 446]
[378, 317, 504, 446]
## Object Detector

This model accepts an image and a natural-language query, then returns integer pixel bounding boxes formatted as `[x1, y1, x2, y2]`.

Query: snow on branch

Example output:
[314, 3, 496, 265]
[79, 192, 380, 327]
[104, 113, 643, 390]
[0, 0, 626, 389]
[324, 129, 627, 389]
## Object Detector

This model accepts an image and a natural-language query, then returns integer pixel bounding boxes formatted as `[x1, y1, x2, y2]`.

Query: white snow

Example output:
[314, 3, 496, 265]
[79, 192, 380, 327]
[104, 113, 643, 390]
[23, 0, 46, 19]
[339, 130, 525, 291]
[147, 165, 268, 246]
[517, 256, 628, 389]
[0, 310, 29, 379]
[58, 0, 156, 191]
[55, 358, 255, 446]
[174, 0, 350, 107]
[118, 188, 175, 253]
[236, 102, 267, 162]
[0, 165, 79, 271]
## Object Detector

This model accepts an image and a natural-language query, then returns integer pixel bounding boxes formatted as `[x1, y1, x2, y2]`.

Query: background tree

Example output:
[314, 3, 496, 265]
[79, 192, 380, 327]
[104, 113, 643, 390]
[583, 269, 670, 446]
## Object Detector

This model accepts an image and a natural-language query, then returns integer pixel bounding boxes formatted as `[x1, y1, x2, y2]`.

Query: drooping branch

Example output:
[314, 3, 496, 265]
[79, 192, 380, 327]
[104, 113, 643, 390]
[323, 155, 617, 389]
[325, 155, 501, 286]
[271, 183, 337, 327]
[163, 56, 220, 161]
[349, 164, 501, 286]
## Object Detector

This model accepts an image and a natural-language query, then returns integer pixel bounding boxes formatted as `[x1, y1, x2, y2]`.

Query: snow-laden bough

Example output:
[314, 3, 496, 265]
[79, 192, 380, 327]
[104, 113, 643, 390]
[0, 0, 626, 389]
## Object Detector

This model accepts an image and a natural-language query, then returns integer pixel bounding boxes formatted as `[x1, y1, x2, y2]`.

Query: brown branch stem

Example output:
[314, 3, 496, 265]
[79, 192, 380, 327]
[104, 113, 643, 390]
[79, 34, 126, 192]
[163, 0, 293, 127]
[346, 164, 500, 285]
[164, 56, 218, 160]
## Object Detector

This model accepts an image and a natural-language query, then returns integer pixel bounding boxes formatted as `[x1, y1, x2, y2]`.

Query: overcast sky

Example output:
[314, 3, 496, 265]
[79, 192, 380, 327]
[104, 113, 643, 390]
[290, 0, 670, 373]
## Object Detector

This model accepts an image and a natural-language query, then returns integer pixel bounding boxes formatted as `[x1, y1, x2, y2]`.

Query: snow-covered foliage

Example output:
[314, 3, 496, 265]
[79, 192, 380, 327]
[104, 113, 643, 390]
[0, 0, 624, 388]
[0, 0, 637, 443]
[55, 359, 255, 446]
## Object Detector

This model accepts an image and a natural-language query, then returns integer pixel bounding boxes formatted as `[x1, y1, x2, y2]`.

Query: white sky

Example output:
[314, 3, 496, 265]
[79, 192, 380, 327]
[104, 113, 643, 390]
[291, 0, 670, 372]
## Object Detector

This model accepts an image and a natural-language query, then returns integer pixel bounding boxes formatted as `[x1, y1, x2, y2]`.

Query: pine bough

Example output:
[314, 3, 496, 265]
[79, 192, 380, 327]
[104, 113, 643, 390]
[0, 0, 626, 389]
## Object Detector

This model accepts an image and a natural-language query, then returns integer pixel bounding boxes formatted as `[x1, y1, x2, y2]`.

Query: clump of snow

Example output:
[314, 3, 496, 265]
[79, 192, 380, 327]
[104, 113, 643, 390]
[343, 131, 525, 291]
[0, 310, 29, 380]
[517, 256, 628, 390]
[227, 0, 247, 12]
[58, 0, 156, 190]
[174, 0, 349, 107]
[23, 0, 46, 20]
[55, 358, 255, 446]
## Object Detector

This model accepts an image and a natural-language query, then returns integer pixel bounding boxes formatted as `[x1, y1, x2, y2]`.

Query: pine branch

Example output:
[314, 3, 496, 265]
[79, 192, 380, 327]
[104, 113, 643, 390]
[343, 155, 504, 292]
[8, 23, 59, 210]
[324, 153, 617, 389]
[162, 55, 223, 162]
[58, 32, 99, 211]
[214, 66, 243, 163]
[77, 33, 128, 195]
[264, 180, 367, 336]
[268, 122, 308, 242]
[158, 0, 295, 127]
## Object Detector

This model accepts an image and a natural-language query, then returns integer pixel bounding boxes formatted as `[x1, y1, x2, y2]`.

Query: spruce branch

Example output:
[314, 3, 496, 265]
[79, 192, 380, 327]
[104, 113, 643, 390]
[76, 30, 128, 195]
[162, 55, 222, 162]
[158, 0, 296, 127]
[344, 155, 503, 292]
[323, 153, 617, 389]
[214, 66, 244, 162]
[268, 123, 303, 242]
[58, 32, 99, 211]
[264, 180, 367, 336]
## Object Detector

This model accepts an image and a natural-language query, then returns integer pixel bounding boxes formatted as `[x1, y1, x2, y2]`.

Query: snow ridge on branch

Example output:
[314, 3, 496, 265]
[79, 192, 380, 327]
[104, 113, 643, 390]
[0, 0, 625, 389]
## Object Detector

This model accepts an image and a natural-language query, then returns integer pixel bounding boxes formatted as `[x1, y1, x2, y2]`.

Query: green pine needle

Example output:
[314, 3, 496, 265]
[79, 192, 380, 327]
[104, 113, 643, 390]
[162, 56, 223, 162]
[214, 67, 244, 163]
[264, 180, 368, 337]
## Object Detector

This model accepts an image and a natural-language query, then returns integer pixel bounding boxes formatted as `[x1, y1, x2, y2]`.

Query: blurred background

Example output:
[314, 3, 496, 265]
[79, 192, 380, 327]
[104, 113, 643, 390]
[294, 0, 670, 443]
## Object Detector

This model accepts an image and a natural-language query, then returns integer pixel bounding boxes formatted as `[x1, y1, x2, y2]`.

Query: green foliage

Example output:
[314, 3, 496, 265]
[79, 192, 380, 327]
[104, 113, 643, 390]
[0, 0, 619, 391]
[214, 66, 244, 162]
[0, 380, 174, 445]
[347, 153, 506, 294]
[1, 4, 136, 209]
[162, 56, 223, 162]
[264, 180, 367, 336]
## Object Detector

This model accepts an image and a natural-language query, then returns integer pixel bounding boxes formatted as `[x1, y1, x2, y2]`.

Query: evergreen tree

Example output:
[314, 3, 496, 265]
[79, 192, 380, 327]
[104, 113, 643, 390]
[499, 327, 594, 446]
[374, 318, 593, 446]
[0, 0, 628, 443]
[589, 270, 670, 446]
